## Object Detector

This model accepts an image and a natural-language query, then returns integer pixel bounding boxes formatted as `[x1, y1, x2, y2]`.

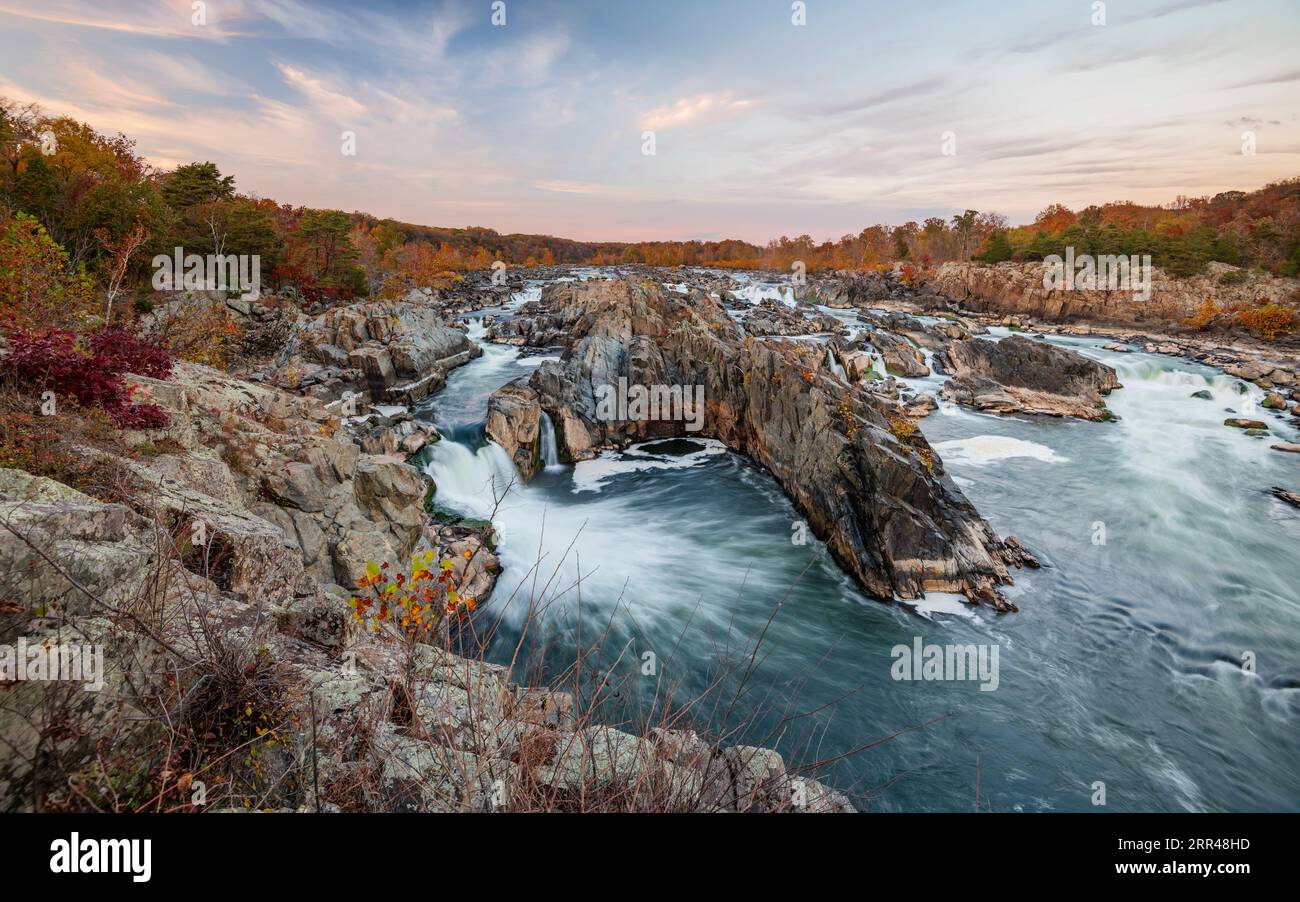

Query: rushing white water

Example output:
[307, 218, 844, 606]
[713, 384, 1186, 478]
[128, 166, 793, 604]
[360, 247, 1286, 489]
[538, 410, 560, 469]
[419, 284, 1300, 812]
[826, 347, 847, 381]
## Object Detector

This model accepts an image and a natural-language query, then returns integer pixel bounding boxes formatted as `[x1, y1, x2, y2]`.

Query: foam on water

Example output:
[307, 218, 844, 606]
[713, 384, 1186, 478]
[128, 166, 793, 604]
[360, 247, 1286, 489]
[907, 591, 982, 621]
[932, 435, 1069, 466]
[418, 278, 1300, 812]
[571, 438, 729, 493]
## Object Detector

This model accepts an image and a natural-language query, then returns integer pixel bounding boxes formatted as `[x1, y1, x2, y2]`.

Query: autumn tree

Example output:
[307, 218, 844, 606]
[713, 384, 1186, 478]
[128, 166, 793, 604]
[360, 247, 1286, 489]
[1034, 203, 1077, 233]
[0, 213, 97, 333]
[289, 209, 366, 295]
[97, 220, 150, 322]
[21, 116, 169, 274]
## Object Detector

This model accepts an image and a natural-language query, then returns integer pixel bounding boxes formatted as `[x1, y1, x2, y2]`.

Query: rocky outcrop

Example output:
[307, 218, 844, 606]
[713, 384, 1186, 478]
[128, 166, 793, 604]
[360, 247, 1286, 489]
[0, 470, 154, 640]
[863, 329, 930, 377]
[931, 260, 1299, 325]
[796, 269, 942, 308]
[939, 335, 1120, 420]
[268, 299, 480, 404]
[0, 467, 844, 812]
[351, 406, 440, 459]
[485, 379, 542, 479]
[487, 279, 1035, 610]
[743, 299, 844, 337]
[486, 282, 577, 347]
[111, 361, 434, 593]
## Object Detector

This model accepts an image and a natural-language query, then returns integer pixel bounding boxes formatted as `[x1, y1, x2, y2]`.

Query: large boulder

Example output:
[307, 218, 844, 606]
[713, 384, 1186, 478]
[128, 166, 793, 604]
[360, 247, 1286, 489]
[939, 334, 1120, 420]
[0, 470, 153, 637]
[484, 379, 542, 478]
[270, 299, 480, 403]
[864, 329, 930, 377]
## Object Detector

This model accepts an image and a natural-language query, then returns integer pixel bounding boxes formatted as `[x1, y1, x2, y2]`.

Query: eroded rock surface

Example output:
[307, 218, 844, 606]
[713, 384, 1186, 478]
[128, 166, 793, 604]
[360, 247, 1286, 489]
[486, 278, 1034, 610]
[939, 334, 1120, 420]
[268, 299, 480, 404]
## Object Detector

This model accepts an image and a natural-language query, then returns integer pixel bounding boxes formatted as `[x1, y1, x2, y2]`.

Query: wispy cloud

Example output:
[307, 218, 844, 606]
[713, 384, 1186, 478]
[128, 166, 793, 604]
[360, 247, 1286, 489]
[640, 93, 756, 130]
[0, 0, 251, 39]
[0, 0, 1296, 242]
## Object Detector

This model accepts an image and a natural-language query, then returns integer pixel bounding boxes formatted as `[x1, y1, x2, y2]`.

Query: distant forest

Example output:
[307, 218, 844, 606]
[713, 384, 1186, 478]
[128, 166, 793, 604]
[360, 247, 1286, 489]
[3, 97, 1299, 314]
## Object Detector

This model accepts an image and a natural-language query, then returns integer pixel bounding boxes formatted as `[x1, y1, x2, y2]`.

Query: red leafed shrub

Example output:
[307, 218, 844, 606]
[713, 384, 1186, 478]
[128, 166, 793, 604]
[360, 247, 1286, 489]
[87, 327, 174, 379]
[0, 328, 171, 429]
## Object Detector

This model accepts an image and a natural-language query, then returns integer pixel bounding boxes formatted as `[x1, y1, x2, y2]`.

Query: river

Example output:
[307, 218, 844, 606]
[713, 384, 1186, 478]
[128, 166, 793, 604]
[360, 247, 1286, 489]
[416, 274, 1300, 812]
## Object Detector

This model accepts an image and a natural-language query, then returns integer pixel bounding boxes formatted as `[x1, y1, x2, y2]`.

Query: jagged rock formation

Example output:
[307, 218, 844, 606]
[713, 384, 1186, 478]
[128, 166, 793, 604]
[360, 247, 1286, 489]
[485, 279, 1035, 610]
[742, 299, 844, 337]
[267, 299, 480, 403]
[930, 260, 1299, 324]
[862, 329, 930, 377]
[485, 281, 577, 348]
[485, 379, 543, 478]
[938, 334, 1120, 420]
[114, 361, 439, 591]
[795, 269, 948, 308]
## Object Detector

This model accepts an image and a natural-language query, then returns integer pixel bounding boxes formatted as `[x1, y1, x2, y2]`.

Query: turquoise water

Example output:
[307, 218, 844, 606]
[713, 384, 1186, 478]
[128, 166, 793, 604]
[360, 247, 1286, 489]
[417, 281, 1300, 812]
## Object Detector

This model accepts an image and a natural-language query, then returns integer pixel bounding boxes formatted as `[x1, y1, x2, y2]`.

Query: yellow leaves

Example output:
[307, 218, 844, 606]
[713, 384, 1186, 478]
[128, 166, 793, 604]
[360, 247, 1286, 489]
[349, 553, 474, 635]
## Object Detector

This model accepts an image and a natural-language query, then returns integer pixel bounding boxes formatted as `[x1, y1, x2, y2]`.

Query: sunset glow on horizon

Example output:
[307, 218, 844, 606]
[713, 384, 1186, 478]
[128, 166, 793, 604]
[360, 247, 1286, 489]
[2, 0, 1297, 242]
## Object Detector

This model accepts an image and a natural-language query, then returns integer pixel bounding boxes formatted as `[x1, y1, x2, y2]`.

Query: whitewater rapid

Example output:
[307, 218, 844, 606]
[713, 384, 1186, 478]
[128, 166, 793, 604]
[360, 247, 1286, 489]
[417, 280, 1300, 812]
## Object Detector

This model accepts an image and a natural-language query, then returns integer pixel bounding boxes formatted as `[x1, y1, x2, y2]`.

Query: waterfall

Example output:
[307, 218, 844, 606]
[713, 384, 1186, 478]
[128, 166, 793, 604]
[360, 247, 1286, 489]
[539, 410, 560, 469]
[826, 348, 847, 381]
[423, 439, 518, 520]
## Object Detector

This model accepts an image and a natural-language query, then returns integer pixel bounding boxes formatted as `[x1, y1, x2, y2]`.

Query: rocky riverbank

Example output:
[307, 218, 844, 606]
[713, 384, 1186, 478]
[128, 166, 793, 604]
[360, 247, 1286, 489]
[0, 284, 854, 813]
[801, 265, 1300, 438]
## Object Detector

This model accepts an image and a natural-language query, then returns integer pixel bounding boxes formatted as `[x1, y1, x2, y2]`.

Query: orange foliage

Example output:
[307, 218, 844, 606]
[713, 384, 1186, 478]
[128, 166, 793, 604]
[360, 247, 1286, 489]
[1233, 303, 1296, 340]
[1185, 296, 1222, 331]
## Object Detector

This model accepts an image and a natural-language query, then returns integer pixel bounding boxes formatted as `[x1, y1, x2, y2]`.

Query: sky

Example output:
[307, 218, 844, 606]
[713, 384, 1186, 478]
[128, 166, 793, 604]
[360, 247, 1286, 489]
[1, 0, 1298, 243]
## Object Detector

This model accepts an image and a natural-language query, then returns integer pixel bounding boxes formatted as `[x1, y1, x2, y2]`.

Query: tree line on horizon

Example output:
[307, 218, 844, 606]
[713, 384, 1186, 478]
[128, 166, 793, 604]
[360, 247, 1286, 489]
[3, 97, 1299, 322]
